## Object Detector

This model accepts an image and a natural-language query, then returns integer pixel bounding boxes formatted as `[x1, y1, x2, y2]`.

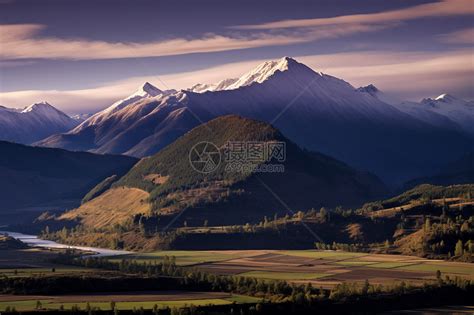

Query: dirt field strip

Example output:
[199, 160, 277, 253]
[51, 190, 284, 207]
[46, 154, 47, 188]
[0, 291, 231, 303]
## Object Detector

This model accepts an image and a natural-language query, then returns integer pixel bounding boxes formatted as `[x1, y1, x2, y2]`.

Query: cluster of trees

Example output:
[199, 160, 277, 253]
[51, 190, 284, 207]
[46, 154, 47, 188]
[314, 242, 369, 252]
[422, 215, 474, 260]
[2, 268, 473, 314]
[55, 254, 316, 300]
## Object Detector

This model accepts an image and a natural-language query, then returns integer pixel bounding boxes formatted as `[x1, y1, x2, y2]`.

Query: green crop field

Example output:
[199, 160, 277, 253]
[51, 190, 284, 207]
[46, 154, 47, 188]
[333, 260, 378, 266]
[112, 250, 240, 266]
[398, 263, 474, 276]
[366, 262, 419, 269]
[279, 250, 367, 260]
[239, 271, 332, 280]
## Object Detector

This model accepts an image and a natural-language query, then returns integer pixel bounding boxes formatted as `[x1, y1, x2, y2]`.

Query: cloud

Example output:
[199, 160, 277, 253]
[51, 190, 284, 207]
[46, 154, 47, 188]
[298, 50, 474, 98]
[0, 24, 312, 60]
[0, 22, 393, 61]
[439, 27, 474, 44]
[2, 1, 471, 61]
[233, 0, 474, 30]
[1, 49, 472, 113]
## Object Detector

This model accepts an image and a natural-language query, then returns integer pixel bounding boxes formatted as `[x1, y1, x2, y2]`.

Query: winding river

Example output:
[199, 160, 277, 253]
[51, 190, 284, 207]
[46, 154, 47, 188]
[0, 231, 131, 257]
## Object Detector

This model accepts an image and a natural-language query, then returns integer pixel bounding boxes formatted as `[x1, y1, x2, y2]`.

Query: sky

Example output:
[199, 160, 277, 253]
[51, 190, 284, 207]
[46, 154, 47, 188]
[0, 0, 473, 114]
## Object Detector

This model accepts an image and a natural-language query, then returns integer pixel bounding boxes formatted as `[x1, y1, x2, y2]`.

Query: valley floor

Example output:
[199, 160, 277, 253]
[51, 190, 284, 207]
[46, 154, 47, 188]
[117, 249, 474, 289]
[1, 247, 473, 313]
[2, 247, 472, 289]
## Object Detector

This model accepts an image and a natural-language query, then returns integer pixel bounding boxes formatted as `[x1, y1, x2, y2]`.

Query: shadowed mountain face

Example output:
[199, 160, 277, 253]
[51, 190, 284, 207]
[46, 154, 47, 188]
[403, 152, 474, 189]
[65, 115, 387, 229]
[37, 58, 473, 185]
[0, 141, 138, 216]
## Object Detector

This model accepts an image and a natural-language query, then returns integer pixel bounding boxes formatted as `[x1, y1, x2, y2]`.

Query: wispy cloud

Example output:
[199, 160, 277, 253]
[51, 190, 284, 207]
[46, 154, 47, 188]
[1, 1, 471, 61]
[1, 49, 472, 113]
[0, 24, 309, 60]
[0, 22, 391, 61]
[300, 50, 473, 98]
[233, 0, 474, 30]
[438, 27, 474, 44]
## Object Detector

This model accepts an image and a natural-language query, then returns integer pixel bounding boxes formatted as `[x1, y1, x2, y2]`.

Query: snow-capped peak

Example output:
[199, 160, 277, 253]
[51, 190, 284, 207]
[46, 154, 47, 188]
[188, 57, 323, 93]
[421, 93, 465, 107]
[434, 93, 458, 102]
[136, 82, 162, 97]
[103, 82, 162, 114]
[22, 101, 57, 113]
[188, 78, 238, 93]
[224, 56, 315, 90]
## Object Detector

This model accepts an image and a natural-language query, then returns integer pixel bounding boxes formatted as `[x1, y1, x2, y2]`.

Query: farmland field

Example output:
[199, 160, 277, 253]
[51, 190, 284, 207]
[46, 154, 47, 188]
[0, 292, 261, 311]
[114, 250, 474, 288]
[2, 248, 473, 289]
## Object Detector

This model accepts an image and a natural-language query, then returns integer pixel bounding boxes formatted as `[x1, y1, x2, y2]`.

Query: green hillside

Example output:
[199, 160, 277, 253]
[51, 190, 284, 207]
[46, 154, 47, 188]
[40, 115, 388, 250]
[114, 115, 387, 226]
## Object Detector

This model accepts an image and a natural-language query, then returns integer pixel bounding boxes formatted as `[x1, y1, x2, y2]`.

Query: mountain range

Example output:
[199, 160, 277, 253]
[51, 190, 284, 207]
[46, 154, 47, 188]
[0, 102, 79, 144]
[12, 57, 474, 185]
[358, 84, 474, 136]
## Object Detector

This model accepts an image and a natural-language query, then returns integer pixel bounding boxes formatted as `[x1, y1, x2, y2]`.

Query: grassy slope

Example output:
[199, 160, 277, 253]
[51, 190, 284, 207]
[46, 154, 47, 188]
[81, 175, 118, 204]
[362, 184, 474, 212]
[59, 187, 151, 229]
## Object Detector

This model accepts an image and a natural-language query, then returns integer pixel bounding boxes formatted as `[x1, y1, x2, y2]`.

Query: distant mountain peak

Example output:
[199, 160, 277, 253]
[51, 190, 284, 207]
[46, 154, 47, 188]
[21, 101, 59, 113]
[101, 82, 162, 114]
[224, 56, 316, 90]
[356, 84, 379, 96]
[138, 82, 162, 97]
[421, 93, 461, 107]
[434, 93, 458, 102]
[188, 57, 320, 93]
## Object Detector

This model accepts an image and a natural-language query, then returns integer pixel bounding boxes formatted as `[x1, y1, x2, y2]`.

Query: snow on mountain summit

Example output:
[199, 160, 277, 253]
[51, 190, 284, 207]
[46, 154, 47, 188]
[105, 81, 163, 113]
[421, 93, 470, 108]
[224, 56, 317, 90]
[0, 101, 78, 144]
[75, 82, 172, 130]
[434, 93, 458, 102]
[189, 57, 307, 92]
[21, 101, 64, 115]
[189, 57, 321, 93]
[136, 82, 163, 97]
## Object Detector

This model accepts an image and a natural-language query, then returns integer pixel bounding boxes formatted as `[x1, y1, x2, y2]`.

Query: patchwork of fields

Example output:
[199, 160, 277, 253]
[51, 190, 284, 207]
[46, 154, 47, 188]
[119, 250, 474, 288]
[1, 248, 473, 311]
